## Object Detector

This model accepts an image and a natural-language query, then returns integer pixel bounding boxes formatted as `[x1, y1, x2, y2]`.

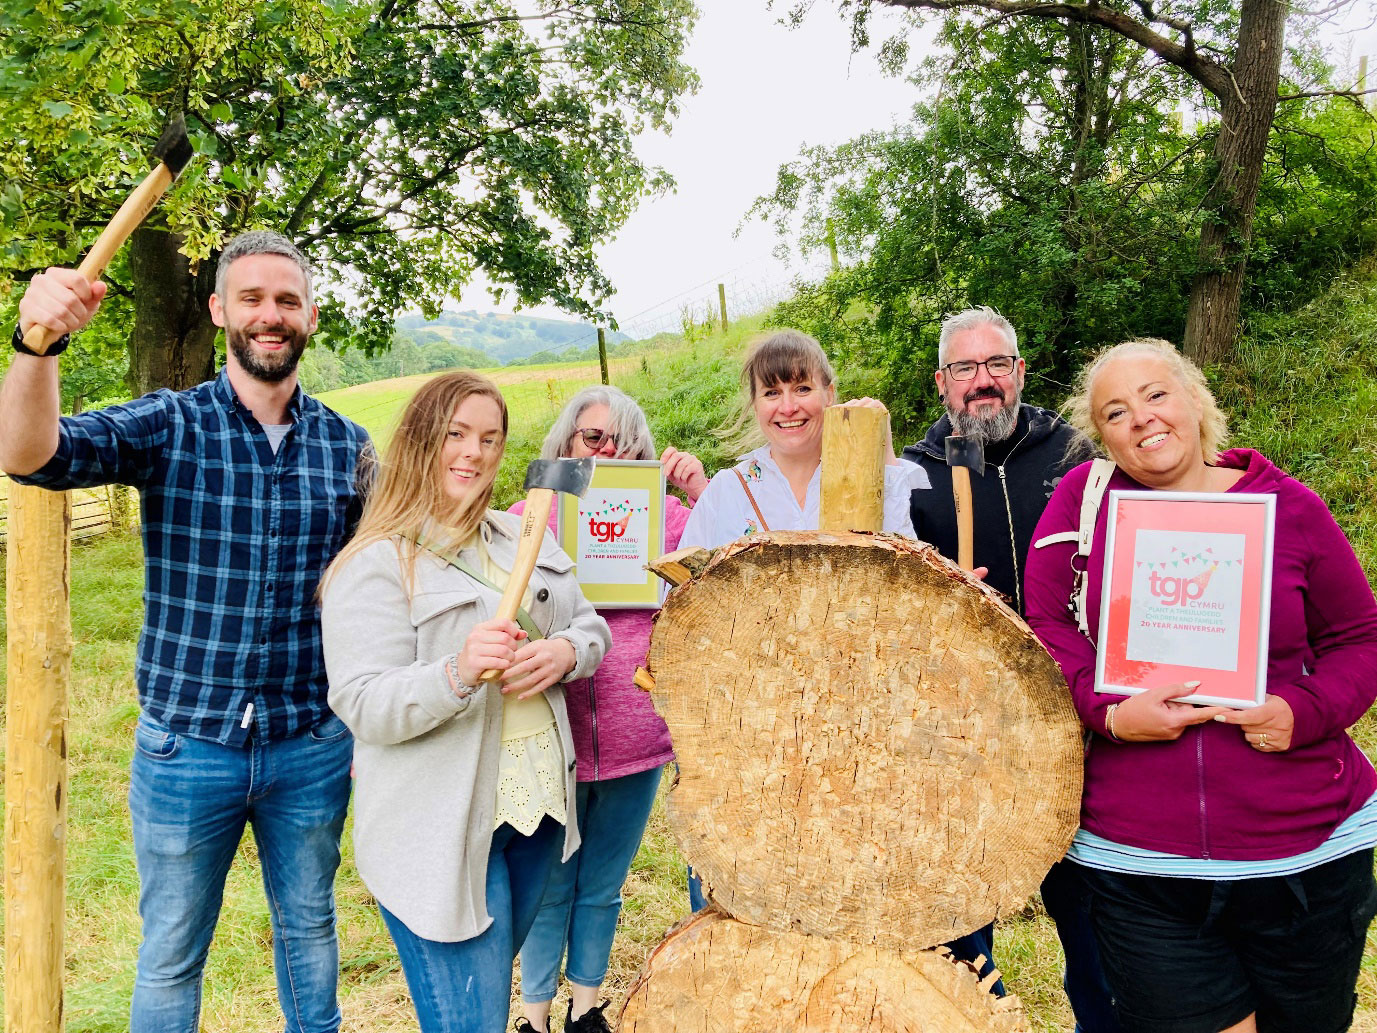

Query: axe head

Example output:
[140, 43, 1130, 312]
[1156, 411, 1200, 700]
[152, 113, 194, 177]
[944, 434, 985, 476]
[523, 456, 596, 496]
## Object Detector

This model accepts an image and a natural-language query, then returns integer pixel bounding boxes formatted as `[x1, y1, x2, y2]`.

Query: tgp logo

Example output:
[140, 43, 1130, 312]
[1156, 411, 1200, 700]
[588, 513, 630, 543]
[1148, 566, 1215, 606]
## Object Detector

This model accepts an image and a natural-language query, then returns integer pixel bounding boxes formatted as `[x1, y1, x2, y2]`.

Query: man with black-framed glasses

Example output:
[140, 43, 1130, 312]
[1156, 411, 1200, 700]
[901, 306, 1118, 1033]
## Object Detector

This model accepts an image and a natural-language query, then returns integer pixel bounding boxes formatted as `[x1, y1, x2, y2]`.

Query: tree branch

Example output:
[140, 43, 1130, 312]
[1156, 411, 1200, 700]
[871, 0, 1233, 98]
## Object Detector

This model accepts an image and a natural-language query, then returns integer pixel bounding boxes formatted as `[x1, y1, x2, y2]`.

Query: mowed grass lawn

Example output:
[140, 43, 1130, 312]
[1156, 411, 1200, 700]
[3, 336, 1377, 1031]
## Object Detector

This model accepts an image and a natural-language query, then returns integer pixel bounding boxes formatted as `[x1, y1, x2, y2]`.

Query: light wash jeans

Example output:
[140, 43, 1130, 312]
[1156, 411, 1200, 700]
[519, 766, 664, 1000]
[128, 710, 353, 1033]
[382, 817, 563, 1033]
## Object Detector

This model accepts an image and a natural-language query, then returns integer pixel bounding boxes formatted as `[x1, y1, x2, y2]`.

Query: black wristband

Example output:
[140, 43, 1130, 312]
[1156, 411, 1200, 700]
[12, 322, 70, 357]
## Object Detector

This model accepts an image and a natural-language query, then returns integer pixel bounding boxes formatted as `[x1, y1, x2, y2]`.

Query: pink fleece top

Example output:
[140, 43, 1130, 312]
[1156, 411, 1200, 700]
[1026, 449, 1377, 860]
[510, 495, 689, 781]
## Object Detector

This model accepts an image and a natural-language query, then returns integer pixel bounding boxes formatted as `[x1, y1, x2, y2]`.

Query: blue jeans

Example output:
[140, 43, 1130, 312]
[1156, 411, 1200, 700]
[128, 711, 353, 1033]
[383, 817, 563, 1033]
[519, 766, 663, 1000]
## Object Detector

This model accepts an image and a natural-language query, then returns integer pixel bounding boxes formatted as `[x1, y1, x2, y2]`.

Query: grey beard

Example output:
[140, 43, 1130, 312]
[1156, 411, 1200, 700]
[948, 399, 1020, 446]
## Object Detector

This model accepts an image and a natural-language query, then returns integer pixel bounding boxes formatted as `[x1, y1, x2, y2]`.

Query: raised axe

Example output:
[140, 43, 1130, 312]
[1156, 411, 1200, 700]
[944, 434, 984, 571]
[478, 456, 596, 682]
[21, 113, 194, 354]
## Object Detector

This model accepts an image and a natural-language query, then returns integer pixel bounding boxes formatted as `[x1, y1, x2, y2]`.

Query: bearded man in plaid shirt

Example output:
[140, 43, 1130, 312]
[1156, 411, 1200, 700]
[1, 231, 372, 1033]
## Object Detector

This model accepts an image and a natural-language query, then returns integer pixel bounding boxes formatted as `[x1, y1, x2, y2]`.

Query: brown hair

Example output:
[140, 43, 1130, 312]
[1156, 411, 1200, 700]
[719, 329, 837, 453]
[325, 371, 508, 591]
[1066, 337, 1228, 464]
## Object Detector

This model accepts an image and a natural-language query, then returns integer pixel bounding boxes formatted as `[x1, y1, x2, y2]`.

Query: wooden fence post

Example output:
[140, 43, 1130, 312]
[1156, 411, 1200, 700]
[717, 284, 727, 334]
[4, 483, 72, 1033]
[597, 327, 609, 386]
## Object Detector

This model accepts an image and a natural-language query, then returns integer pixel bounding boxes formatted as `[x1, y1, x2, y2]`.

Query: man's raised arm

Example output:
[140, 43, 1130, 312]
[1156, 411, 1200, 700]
[0, 269, 106, 474]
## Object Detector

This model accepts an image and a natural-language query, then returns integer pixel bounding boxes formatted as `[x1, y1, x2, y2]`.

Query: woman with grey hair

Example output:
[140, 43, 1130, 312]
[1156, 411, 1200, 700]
[513, 385, 705, 1033]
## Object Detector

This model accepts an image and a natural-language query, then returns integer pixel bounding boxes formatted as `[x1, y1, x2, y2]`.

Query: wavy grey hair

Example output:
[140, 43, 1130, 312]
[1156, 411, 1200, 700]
[215, 230, 314, 306]
[937, 306, 1018, 367]
[541, 385, 657, 461]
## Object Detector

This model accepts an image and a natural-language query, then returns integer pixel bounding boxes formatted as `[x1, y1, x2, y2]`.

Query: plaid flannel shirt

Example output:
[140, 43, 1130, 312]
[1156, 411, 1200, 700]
[14, 369, 372, 745]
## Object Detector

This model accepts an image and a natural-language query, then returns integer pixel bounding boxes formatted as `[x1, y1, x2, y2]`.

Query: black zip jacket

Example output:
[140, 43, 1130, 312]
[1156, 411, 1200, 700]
[902, 404, 1084, 617]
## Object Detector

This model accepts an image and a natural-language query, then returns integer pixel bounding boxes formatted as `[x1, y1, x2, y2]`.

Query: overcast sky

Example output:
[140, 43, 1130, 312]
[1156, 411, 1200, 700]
[473, 0, 1377, 336]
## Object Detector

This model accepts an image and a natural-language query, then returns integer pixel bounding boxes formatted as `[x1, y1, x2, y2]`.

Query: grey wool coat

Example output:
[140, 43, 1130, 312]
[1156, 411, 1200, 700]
[321, 512, 611, 942]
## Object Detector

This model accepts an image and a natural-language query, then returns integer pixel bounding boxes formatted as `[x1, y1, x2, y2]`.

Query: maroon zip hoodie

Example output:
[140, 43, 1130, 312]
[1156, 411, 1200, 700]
[1026, 449, 1377, 860]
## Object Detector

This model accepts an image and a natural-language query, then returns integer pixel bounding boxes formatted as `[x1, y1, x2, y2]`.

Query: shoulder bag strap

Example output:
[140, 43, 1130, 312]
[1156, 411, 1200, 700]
[1031, 457, 1116, 637]
[414, 537, 543, 640]
[733, 468, 771, 532]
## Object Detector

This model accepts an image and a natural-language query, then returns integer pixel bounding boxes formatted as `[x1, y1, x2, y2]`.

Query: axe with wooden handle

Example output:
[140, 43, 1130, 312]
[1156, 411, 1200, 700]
[479, 456, 596, 682]
[944, 434, 984, 572]
[22, 113, 194, 354]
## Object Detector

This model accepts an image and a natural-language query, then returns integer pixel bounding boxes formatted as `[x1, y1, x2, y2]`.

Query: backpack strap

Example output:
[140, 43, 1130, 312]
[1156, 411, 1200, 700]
[1032, 458, 1115, 637]
[733, 468, 771, 532]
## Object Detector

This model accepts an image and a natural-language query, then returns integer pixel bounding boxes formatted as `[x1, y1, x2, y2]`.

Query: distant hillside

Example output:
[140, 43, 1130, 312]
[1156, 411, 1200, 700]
[396, 311, 631, 364]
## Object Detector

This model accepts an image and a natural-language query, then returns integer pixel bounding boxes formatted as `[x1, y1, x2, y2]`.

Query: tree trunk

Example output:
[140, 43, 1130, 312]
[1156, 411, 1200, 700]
[620, 911, 1029, 1032]
[127, 228, 219, 394]
[644, 531, 1082, 950]
[1183, 0, 1285, 366]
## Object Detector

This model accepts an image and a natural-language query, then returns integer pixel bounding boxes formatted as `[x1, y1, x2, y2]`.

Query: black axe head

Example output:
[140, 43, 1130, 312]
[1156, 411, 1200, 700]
[152, 113, 194, 178]
[944, 433, 985, 476]
[523, 456, 596, 496]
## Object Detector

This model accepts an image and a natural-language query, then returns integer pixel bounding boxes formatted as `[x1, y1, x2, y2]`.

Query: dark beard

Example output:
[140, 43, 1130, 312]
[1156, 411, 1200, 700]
[947, 391, 1020, 446]
[226, 323, 307, 384]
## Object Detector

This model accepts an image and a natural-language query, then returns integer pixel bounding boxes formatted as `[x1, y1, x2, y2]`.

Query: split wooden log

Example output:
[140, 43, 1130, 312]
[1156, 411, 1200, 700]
[647, 546, 715, 588]
[644, 530, 1082, 950]
[619, 910, 1030, 1032]
[818, 405, 885, 532]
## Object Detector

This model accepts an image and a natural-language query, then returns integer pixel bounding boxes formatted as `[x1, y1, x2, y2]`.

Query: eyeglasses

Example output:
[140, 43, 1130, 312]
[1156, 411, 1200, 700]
[571, 427, 618, 450]
[941, 355, 1018, 381]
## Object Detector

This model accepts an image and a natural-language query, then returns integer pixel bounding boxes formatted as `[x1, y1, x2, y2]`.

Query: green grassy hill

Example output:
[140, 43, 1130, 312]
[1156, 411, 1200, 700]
[1, 273, 1376, 1030]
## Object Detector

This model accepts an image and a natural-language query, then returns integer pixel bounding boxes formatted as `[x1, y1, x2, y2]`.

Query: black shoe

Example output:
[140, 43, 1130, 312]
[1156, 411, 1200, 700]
[514, 1019, 546, 1033]
[565, 1000, 613, 1033]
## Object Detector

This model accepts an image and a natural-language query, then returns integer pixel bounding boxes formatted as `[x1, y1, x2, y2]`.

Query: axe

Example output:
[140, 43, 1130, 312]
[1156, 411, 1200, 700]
[22, 114, 194, 354]
[479, 456, 596, 682]
[944, 434, 984, 571]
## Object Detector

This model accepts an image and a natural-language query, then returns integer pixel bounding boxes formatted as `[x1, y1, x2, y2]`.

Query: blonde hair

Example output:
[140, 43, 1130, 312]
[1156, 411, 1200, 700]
[1066, 338, 1228, 464]
[718, 329, 837, 454]
[326, 371, 508, 591]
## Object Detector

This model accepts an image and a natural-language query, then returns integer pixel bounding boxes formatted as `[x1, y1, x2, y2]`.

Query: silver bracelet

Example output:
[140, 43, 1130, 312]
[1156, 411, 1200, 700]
[446, 654, 477, 699]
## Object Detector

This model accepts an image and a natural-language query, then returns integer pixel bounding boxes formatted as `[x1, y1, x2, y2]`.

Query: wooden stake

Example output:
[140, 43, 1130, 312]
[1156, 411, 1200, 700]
[819, 405, 885, 532]
[716, 284, 727, 333]
[5, 484, 72, 1033]
[597, 327, 609, 386]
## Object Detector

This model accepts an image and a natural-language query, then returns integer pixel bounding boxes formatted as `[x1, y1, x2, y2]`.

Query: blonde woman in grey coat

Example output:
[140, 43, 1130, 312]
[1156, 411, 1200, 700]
[321, 372, 610, 1033]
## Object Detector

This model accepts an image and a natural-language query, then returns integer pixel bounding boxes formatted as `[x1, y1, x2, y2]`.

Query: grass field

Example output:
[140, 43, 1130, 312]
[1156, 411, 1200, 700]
[2, 276, 1377, 1030]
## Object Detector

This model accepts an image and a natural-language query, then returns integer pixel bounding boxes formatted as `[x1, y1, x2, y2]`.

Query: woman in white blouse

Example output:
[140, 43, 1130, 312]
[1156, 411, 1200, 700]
[679, 328, 926, 552]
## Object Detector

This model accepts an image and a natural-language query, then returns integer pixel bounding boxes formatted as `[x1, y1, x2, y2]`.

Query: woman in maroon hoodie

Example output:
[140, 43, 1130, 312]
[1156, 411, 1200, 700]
[1026, 338, 1377, 1033]
[512, 386, 706, 1033]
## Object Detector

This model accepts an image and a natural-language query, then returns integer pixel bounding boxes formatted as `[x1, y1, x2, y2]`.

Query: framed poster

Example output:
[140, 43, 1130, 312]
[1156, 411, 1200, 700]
[1095, 490, 1276, 708]
[556, 459, 666, 609]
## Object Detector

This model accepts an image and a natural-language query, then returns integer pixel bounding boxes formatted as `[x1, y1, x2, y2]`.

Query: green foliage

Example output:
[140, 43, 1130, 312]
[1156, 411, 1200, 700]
[395, 311, 629, 365]
[0, 0, 698, 355]
[752, 15, 1377, 418]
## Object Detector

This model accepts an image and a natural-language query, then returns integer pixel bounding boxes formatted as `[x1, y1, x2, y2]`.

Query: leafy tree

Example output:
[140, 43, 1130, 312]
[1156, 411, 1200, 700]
[756, 11, 1377, 422]
[0, 0, 696, 392]
[811, 0, 1376, 365]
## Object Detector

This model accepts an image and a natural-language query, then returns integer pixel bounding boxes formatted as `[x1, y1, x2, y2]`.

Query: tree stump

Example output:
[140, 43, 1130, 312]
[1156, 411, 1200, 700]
[644, 530, 1082, 949]
[619, 910, 1029, 1032]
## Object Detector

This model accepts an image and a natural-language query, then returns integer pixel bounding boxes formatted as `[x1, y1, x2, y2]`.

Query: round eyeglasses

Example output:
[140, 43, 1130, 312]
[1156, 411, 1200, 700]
[942, 355, 1018, 381]
[571, 427, 618, 450]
